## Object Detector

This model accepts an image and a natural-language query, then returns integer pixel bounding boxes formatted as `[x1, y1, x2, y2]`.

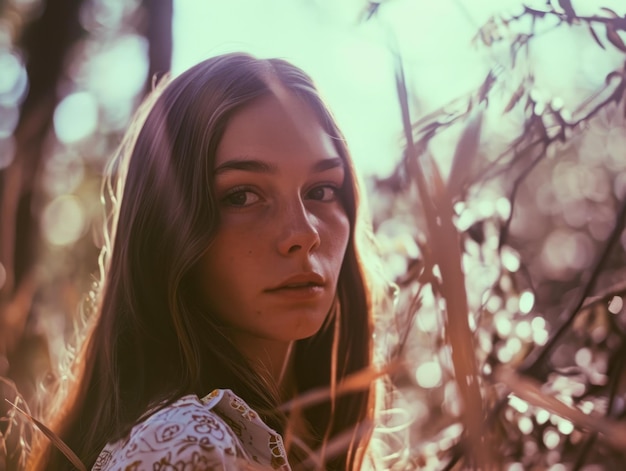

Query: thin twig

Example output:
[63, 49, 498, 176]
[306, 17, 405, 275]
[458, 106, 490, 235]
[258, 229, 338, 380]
[393, 37, 493, 469]
[520, 197, 626, 377]
[495, 367, 626, 448]
[5, 398, 86, 471]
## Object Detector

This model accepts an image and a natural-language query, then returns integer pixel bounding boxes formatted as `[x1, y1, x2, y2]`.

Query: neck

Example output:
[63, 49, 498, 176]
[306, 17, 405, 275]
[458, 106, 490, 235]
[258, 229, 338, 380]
[230, 334, 295, 399]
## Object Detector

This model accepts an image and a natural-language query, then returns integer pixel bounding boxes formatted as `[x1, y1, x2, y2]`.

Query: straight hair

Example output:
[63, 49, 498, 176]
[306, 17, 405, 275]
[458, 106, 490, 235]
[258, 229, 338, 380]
[29, 52, 374, 471]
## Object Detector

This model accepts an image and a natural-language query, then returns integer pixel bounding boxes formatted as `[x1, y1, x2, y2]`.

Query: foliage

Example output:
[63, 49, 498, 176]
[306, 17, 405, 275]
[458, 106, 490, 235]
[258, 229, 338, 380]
[2, 0, 626, 469]
[0, 0, 171, 468]
[366, 1, 626, 469]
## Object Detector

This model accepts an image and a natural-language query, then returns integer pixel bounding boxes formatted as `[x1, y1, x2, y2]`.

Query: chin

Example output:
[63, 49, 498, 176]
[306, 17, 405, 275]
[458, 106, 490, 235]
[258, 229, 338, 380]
[294, 316, 330, 340]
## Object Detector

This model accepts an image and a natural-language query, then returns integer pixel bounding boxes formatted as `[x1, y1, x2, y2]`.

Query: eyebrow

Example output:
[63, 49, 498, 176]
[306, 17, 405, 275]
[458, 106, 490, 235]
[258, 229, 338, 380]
[213, 157, 345, 175]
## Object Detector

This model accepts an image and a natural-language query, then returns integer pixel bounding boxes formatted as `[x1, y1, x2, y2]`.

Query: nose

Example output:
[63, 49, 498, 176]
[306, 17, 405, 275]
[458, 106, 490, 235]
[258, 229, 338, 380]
[276, 201, 321, 256]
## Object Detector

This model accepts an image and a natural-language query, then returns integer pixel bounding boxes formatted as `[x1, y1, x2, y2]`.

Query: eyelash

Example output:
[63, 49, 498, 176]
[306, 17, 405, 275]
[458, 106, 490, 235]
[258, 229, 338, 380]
[306, 185, 340, 202]
[220, 184, 341, 208]
[221, 186, 259, 208]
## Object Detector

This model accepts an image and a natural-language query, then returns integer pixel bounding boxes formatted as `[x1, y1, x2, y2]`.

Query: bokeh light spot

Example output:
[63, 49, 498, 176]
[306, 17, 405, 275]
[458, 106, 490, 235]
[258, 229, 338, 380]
[416, 361, 443, 389]
[519, 291, 535, 314]
[575, 347, 592, 368]
[0, 50, 28, 104]
[0, 51, 21, 94]
[608, 296, 623, 314]
[543, 428, 560, 449]
[536, 409, 550, 425]
[88, 34, 148, 104]
[541, 229, 594, 276]
[53, 91, 98, 143]
[42, 195, 86, 246]
[501, 246, 521, 272]
[518, 416, 533, 435]
[506, 337, 522, 355]
[556, 419, 574, 435]
[533, 327, 549, 346]
[495, 310, 512, 337]
[515, 321, 532, 341]
[531, 316, 545, 330]
[496, 197, 511, 220]
[417, 307, 439, 333]
[509, 395, 529, 414]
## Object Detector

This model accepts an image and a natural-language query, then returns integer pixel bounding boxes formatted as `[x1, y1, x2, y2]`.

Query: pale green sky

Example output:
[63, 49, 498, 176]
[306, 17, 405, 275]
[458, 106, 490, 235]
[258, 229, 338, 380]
[171, 0, 488, 177]
[171, 0, 625, 177]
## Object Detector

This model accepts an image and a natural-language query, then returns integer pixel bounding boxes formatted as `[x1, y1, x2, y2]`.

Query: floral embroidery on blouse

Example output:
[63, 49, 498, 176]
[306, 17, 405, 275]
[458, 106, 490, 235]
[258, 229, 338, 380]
[93, 390, 291, 471]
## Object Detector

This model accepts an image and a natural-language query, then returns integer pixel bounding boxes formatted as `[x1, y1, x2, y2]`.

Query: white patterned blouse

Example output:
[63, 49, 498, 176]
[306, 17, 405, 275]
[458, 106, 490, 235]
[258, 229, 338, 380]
[92, 389, 291, 471]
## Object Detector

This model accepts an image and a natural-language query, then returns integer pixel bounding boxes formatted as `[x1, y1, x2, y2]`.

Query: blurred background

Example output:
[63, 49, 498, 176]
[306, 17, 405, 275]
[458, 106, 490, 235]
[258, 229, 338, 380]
[1, 0, 626, 469]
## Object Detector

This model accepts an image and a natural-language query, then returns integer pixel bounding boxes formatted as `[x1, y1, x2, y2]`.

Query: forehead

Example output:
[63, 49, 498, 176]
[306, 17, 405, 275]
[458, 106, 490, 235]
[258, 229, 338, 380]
[215, 92, 339, 168]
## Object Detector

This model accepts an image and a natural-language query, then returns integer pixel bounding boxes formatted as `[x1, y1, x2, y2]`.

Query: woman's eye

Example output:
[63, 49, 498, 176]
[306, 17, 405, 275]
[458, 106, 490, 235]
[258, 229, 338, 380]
[307, 185, 338, 202]
[223, 190, 260, 207]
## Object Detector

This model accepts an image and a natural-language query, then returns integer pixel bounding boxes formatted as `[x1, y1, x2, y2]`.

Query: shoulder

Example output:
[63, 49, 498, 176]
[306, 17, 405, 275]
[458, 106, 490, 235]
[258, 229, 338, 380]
[93, 395, 243, 471]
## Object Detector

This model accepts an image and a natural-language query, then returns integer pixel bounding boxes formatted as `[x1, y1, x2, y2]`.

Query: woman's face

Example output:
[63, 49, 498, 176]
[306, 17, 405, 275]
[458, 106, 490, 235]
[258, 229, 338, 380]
[196, 91, 350, 356]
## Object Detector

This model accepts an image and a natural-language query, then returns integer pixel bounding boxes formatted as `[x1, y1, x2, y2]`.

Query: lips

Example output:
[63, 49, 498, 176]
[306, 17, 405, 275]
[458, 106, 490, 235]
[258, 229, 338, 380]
[267, 272, 326, 291]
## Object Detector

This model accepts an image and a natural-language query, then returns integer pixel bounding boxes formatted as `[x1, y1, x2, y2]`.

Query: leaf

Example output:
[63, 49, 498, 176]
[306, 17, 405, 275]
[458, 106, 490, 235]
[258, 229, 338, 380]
[277, 363, 402, 413]
[588, 23, 606, 50]
[606, 25, 626, 53]
[447, 109, 484, 201]
[478, 70, 498, 103]
[362, 2, 381, 22]
[5, 399, 87, 471]
[606, 70, 624, 85]
[609, 79, 626, 108]
[600, 7, 620, 19]
[495, 367, 626, 448]
[503, 82, 527, 114]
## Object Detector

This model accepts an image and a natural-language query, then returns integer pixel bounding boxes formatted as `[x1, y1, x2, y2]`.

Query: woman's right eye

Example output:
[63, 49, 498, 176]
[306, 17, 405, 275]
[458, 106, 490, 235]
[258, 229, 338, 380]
[222, 189, 260, 207]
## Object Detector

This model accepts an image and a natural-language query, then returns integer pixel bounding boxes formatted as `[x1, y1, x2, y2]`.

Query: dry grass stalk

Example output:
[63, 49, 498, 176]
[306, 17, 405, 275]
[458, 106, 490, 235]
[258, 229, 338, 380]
[393, 51, 492, 468]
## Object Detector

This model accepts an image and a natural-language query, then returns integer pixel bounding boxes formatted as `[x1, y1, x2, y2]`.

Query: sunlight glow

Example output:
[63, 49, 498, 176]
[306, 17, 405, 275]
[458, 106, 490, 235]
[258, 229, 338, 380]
[87, 35, 148, 105]
[172, 0, 493, 177]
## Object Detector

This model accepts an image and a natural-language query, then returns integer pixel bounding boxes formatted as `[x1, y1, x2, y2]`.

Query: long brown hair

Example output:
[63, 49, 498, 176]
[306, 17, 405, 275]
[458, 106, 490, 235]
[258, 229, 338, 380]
[30, 52, 374, 470]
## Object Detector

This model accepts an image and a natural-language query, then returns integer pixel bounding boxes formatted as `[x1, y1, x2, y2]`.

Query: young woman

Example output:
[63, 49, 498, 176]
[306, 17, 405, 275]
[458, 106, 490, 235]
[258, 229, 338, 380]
[29, 52, 376, 470]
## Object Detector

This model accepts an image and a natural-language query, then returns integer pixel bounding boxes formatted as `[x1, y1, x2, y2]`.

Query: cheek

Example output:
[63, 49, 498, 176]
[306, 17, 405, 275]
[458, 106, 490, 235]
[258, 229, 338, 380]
[214, 240, 258, 276]
[196, 232, 256, 293]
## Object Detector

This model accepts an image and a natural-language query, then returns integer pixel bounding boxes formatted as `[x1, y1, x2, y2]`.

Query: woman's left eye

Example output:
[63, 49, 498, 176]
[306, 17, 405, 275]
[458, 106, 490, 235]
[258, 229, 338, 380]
[306, 185, 338, 202]
[222, 189, 261, 207]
